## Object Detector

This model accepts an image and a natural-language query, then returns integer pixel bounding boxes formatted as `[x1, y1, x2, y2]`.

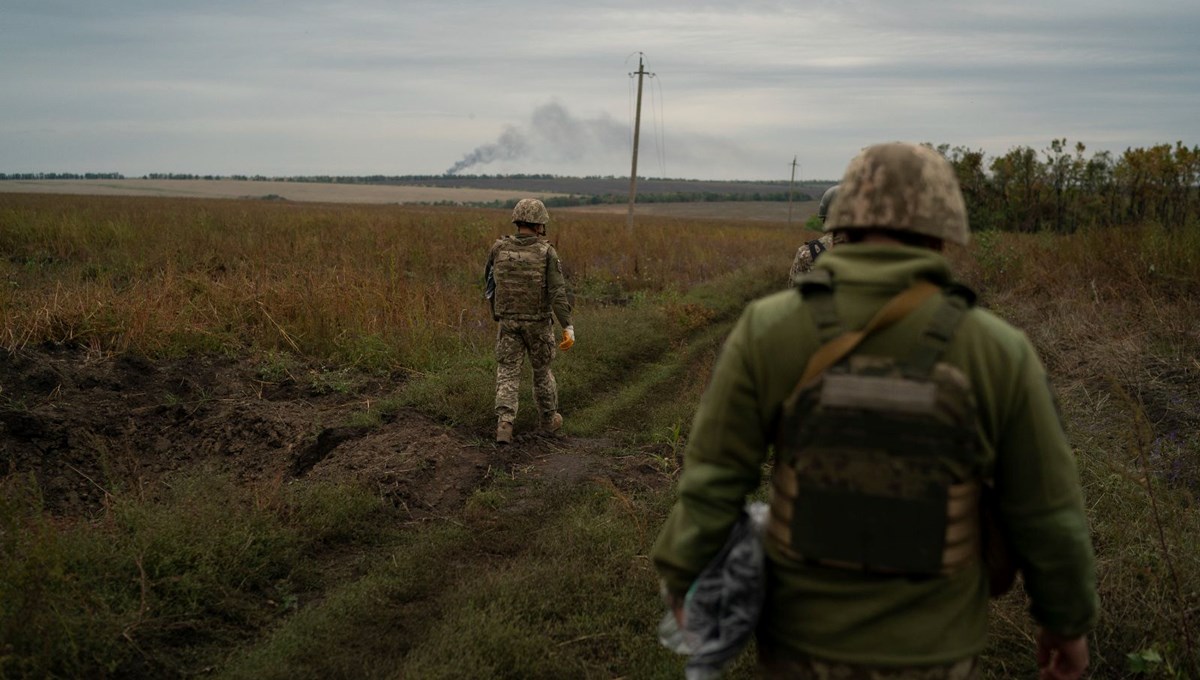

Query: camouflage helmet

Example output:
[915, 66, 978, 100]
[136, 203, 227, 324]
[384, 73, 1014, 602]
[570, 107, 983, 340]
[511, 198, 550, 226]
[817, 184, 839, 222]
[824, 143, 969, 245]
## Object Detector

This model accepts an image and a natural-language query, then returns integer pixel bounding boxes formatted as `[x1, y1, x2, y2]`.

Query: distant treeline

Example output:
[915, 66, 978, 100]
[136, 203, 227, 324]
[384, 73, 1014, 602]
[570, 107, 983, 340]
[1, 172, 125, 180]
[939, 139, 1200, 231]
[5, 139, 1198, 230]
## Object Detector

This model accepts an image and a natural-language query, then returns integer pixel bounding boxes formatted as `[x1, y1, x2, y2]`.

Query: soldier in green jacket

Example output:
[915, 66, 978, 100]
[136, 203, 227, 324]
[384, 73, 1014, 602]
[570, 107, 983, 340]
[485, 198, 574, 445]
[652, 143, 1096, 679]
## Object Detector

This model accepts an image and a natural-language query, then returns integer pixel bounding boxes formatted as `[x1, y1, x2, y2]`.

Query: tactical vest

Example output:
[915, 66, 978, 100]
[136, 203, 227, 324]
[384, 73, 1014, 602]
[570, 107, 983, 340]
[769, 273, 985, 577]
[492, 237, 551, 321]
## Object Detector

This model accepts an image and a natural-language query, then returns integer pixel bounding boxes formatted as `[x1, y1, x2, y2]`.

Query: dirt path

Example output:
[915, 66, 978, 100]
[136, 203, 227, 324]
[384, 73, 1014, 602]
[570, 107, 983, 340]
[0, 346, 660, 520]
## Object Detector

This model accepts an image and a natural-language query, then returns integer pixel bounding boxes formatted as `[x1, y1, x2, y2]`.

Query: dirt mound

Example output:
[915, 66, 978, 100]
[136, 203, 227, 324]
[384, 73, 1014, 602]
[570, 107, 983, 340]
[0, 347, 664, 519]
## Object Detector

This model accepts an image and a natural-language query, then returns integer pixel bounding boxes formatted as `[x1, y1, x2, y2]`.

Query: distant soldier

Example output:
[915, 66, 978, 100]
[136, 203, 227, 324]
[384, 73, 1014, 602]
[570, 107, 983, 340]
[485, 198, 574, 445]
[788, 184, 846, 282]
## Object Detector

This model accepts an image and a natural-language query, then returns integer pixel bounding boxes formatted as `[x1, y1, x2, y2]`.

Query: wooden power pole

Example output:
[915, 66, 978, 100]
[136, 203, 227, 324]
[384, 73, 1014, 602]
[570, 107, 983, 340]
[627, 54, 650, 231]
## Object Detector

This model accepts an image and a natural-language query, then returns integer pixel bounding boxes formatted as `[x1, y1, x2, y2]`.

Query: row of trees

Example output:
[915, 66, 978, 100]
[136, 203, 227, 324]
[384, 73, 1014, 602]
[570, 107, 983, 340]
[5, 140, 1196, 231]
[938, 140, 1200, 232]
[0, 172, 124, 180]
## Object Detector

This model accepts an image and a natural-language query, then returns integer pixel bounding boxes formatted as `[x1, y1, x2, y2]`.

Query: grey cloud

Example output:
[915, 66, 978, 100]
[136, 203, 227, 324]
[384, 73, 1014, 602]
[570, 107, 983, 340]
[2, 0, 1197, 180]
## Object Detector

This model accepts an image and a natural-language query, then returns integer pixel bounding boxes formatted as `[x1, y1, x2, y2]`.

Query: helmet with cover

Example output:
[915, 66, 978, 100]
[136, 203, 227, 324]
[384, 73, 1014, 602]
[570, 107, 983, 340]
[824, 143, 969, 246]
[511, 198, 550, 226]
[817, 184, 839, 222]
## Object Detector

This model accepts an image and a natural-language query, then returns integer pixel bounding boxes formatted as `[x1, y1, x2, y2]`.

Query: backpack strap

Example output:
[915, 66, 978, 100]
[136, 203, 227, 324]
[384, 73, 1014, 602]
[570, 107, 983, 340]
[902, 284, 976, 378]
[797, 280, 941, 387]
[805, 238, 827, 262]
[795, 270, 842, 344]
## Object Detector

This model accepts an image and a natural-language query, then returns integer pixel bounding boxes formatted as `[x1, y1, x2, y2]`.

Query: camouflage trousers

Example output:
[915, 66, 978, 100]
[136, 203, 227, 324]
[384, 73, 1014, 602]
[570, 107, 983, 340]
[758, 648, 978, 680]
[495, 318, 558, 424]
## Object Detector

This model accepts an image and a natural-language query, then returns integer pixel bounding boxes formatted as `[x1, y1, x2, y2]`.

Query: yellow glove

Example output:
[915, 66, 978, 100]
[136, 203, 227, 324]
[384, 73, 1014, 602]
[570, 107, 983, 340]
[559, 326, 575, 350]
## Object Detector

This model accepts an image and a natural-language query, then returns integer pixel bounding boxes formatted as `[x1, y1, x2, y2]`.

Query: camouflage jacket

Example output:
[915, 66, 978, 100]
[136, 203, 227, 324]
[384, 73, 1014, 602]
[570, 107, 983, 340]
[788, 233, 834, 282]
[486, 234, 572, 328]
[789, 232, 850, 283]
[652, 244, 1097, 667]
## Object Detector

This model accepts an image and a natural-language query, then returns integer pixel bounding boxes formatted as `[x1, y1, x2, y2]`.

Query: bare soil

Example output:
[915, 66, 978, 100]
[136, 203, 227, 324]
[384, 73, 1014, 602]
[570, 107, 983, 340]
[0, 346, 658, 520]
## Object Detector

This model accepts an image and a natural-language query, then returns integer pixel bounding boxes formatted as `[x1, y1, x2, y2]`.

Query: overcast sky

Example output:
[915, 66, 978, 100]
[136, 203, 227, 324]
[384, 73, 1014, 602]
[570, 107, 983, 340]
[3, 0, 1198, 181]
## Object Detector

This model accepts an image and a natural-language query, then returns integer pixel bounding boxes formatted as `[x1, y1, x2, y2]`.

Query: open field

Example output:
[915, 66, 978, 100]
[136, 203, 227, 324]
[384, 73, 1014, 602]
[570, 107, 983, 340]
[559, 199, 820, 223]
[2, 192, 1199, 678]
[0, 178, 571, 205]
[0, 177, 826, 223]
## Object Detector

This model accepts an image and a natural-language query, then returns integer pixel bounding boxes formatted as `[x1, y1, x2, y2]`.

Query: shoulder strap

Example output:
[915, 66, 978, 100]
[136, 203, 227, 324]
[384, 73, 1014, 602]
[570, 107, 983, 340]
[795, 270, 841, 343]
[902, 284, 976, 377]
[798, 280, 941, 386]
[806, 238, 827, 262]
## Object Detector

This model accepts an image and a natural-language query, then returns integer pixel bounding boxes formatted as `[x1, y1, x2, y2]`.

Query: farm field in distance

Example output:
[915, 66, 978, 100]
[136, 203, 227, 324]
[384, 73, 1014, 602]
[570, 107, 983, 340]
[0, 176, 832, 220]
[0, 178, 573, 205]
[1, 190, 1198, 678]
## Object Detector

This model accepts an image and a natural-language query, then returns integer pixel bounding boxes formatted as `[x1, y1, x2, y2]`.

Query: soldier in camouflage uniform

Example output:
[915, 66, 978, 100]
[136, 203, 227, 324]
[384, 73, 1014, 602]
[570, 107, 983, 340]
[653, 144, 1096, 679]
[788, 185, 847, 282]
[485, 198, 574, 445]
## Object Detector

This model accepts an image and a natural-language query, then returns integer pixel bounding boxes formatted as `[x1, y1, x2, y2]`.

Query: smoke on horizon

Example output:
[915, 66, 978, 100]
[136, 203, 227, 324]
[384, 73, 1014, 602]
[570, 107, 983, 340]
[445, 102, 628, 175]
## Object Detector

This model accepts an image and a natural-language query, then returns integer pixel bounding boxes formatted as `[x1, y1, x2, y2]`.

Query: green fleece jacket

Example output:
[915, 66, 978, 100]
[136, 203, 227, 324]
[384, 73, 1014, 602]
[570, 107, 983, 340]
[651, 244, 1097, 666]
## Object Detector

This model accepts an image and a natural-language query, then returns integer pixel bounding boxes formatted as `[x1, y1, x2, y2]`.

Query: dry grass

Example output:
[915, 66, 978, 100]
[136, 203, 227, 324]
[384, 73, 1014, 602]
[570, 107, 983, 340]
[0, 193, 803, 368]
[954, 226, 1200, 678]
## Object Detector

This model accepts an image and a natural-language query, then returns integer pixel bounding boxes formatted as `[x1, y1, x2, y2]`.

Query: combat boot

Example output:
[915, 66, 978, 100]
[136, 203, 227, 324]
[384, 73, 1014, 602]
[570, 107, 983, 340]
[496, 421, 513, 445]
[541, 412, 563, 435]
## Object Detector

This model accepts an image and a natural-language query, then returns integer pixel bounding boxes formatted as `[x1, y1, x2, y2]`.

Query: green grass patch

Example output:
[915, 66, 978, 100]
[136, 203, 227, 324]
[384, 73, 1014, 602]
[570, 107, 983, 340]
[0, 471, 388, 678]
[220, 478, 701, 679]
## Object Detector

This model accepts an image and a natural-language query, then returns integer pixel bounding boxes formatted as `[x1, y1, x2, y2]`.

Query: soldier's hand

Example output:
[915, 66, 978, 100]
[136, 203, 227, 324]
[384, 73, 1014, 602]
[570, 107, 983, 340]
[1036, 628, 1089, 680]
[559, 326, 575, 350]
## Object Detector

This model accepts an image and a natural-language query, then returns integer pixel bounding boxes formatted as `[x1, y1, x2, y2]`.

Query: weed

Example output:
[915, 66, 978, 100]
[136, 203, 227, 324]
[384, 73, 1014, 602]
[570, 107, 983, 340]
[343, 408, 382, 429]
[255, 350, 297, 383]
[307, 366, 355, 395]
[647, 421, 686, 475]
[465, 488, 507, 512]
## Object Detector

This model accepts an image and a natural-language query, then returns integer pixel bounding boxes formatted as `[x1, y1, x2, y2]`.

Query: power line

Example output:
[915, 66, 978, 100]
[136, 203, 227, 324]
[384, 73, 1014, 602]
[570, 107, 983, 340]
[649, 67, 666, 178]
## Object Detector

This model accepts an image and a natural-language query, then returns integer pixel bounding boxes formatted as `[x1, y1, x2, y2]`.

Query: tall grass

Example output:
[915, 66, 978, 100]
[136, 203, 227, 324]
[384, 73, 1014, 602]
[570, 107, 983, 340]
[0, 194, 798, 370]
[957, 224, 1200, 678]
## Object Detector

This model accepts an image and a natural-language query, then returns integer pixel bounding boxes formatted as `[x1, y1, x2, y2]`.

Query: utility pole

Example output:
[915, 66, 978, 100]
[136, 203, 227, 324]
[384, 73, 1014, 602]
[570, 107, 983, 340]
[787, 156, 798, 227]
[627, 53, 650, 231]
